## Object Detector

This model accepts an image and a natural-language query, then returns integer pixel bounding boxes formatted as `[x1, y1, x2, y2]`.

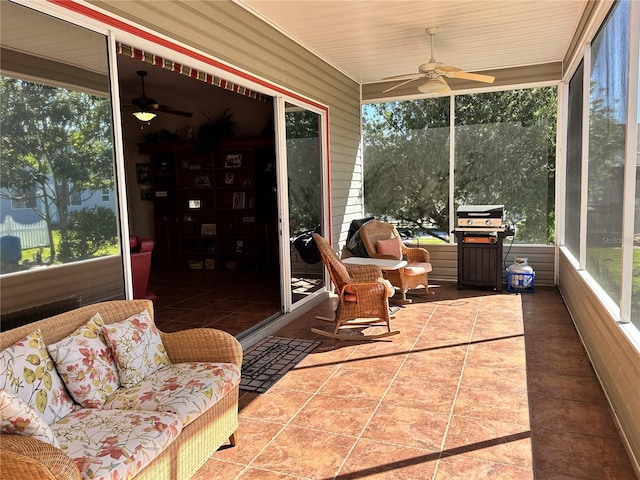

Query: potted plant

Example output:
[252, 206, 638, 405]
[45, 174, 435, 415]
[197, 108, 238, 151]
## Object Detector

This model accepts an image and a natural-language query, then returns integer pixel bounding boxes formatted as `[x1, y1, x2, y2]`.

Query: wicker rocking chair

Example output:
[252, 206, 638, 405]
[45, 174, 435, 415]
[359, 220, 433, 304]
[311, 233, 399, 340]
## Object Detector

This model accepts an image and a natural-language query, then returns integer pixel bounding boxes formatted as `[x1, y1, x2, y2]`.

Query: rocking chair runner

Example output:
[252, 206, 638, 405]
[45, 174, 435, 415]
[358, 220, 433, 303]
[311, 233, 399, 340]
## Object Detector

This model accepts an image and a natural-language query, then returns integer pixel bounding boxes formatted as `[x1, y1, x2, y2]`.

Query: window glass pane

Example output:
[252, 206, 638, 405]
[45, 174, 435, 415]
[363, 99, 450, 244]
[0, 3, 118, 272]
[455, 88, 557, 244]
[565, 62, 584, 258]
[631, 22, 640, 328]
[586, 0, 629, 305]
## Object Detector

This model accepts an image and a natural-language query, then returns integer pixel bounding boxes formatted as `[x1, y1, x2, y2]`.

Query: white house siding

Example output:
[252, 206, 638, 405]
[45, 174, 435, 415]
[89, 0, 362, 249]
[410, 243, 555, 287]
[558, 251, 640, 471]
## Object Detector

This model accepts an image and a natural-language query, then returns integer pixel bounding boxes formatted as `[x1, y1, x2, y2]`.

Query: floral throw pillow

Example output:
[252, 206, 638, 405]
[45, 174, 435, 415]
[102, 310, 171, 387]
[0, 330, 75, 425]
[0, 389, 60, 447]
[47, 313, 120, 408]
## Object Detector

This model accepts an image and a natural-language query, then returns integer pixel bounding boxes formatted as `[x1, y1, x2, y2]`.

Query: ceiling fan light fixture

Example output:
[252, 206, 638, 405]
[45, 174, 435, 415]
[417, 78, 447, 95]
[132, 110, 157, 122]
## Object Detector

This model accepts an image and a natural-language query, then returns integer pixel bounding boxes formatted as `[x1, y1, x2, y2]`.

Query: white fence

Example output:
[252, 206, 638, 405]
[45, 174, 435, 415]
[0, 215, 50, 249]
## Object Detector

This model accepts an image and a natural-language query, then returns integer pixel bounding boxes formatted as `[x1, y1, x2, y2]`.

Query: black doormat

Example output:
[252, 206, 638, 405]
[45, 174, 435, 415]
[240, 336, 321, 393]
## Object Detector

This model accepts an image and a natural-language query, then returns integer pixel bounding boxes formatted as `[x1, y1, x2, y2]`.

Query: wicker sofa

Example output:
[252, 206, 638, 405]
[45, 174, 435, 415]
[0, 299, 243, 480]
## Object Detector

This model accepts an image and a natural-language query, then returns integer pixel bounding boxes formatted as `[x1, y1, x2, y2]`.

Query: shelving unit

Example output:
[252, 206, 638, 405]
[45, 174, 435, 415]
[139, 137, 275, 271]
[175, 151, 216, 270]
[213, 147, 257, 270]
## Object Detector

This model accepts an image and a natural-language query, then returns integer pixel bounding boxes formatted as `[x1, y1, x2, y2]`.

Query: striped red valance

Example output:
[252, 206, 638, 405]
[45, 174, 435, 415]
[117, 42, 269, 103]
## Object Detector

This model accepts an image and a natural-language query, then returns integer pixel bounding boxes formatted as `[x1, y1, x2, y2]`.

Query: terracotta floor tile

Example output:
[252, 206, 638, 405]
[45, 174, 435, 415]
[239, 389, 312, 424]
[269, 363, 339, 393]
[251, 424, 356, 478]
[525, 349, 596, 377]
[603, 439, 639, 479]
[444, 415, 533, 469]
[318, 367, 396, 401]
[363, 403, 450, 451]
[532, 430, 607, 479]
[238, 301, 282, 315]
[526, 371, 606, 404]
[291, 393, 379, 436]
[339, 438, 437, 479]
[460, 364, 528, 395]
[434, 454, 535, 479]
[530, 397, 619, 439]
[191, 458, 247, 480]
[471, 320, 524, 342]
[414, 324, 473, 348]
[382, 369, 459, 413]
[406, 344, 469, 366]
[212, 417, 284, 464]
[453, 386, 531, 425]
[148, 274, 636, 480]
[237, 467, 308, 479]
[465, 336, 527, 369]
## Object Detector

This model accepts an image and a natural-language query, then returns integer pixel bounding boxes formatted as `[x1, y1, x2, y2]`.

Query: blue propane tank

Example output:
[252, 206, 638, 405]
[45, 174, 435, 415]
[507, 257, 534, 289]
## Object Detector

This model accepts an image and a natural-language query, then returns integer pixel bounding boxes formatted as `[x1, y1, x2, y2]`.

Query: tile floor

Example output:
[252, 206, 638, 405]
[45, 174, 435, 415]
[149, 269, 638, 479]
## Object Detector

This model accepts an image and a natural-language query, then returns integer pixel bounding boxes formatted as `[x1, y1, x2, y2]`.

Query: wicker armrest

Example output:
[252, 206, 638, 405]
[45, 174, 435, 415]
[340, 280, 392, 301]
[0, 434, 80, 480]
[403, 246, 430, 263]
[160, 328, 243, 368]
[345, 264, 383, 282]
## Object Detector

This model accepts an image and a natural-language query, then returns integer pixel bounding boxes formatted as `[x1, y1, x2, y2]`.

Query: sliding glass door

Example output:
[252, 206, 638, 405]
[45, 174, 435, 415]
[282, 102, 324, 309]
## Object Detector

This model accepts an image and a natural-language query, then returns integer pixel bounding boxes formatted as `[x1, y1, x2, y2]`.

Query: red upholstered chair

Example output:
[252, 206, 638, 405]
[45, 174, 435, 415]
[129, 236, 157, 302]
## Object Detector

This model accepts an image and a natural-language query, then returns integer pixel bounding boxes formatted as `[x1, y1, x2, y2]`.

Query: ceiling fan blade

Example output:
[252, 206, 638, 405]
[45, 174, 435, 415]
[382, 72, 423, 81]
[382, 77, 421, 94]
[445, 70, 495, 83]
[438, 76, 452, 94]
[155, 104, 193, 117]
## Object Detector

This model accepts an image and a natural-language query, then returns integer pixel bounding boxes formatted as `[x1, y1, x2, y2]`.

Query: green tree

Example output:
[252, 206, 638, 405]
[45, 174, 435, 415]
[0, 78, 115, 262]
[286, 109, 321, 235]
[363, 98, 450, 232]
[363, 88, 557, 243]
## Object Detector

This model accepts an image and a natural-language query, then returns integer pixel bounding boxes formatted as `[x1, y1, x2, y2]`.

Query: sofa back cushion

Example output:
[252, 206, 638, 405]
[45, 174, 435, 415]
[0, 329, 75, 425]
[102, 309, 171, 387]
[47, 313, 120, 408]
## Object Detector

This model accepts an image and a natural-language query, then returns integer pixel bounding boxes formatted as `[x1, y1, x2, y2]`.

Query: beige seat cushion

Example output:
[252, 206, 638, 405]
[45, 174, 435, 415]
[402, 262, 432, 276]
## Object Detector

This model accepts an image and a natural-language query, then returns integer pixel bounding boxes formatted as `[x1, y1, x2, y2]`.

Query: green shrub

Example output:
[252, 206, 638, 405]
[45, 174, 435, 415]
[59, 207, 118, 261]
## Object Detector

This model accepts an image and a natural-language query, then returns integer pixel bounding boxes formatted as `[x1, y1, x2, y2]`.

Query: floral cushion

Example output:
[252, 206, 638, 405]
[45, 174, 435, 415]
[47, 313, 120, 408]
[103, 362, 240, 426]
[0, 330, 75, 425]
[0, 389, 60, 447]
[52, 408, 182, 480]
[102, 310, 171, 387]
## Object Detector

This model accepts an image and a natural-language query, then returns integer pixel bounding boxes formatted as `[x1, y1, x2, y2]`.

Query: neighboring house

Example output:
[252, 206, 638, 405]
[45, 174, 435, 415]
[0, 187, 115, 225]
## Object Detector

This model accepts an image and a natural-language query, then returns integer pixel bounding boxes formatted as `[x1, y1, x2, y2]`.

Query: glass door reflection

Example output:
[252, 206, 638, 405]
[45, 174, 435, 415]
[285, 103, 324, 305]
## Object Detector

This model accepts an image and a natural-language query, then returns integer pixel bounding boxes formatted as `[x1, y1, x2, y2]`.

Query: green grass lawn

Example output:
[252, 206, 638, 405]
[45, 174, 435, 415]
[21, 230, 119, 265]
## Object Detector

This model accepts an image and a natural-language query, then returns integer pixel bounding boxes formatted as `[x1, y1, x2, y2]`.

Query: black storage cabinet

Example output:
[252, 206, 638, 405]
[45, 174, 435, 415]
[454, 229, 512, 291]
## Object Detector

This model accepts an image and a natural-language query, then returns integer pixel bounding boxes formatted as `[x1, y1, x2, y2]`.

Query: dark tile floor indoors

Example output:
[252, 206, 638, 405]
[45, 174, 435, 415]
[148, 267, 638, 480]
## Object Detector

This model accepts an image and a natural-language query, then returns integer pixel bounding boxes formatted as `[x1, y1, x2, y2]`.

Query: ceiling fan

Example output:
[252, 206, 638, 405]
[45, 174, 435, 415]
[382, 27, 495, 95]
[130, 70, 193, 120]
